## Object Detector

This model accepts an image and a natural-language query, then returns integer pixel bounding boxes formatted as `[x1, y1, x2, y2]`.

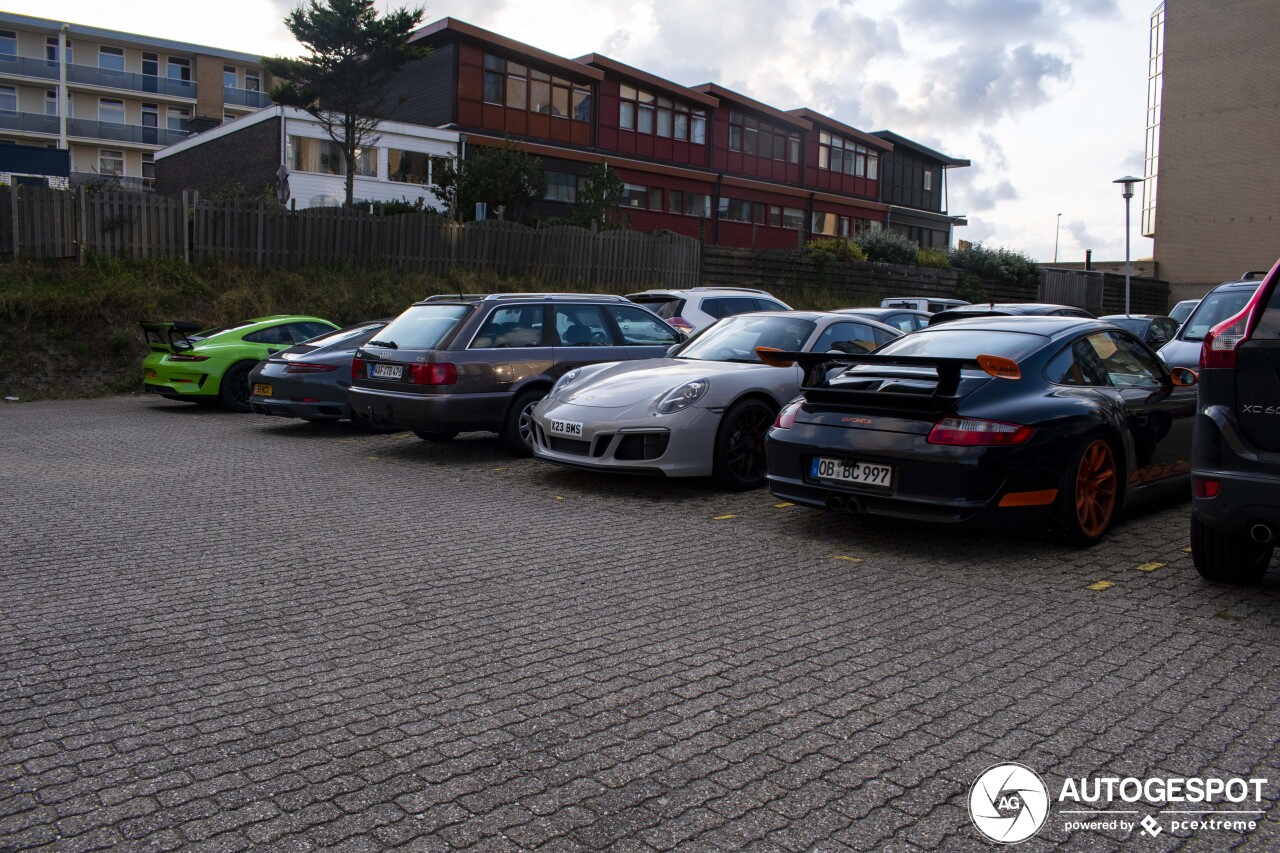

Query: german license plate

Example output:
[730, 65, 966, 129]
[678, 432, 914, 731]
[371, 363, 404, 380]
[810, 456, 893, 488]
[145, 368, 157, 378]
[550, 419, 583, 437]
[252, 383, 272, 397]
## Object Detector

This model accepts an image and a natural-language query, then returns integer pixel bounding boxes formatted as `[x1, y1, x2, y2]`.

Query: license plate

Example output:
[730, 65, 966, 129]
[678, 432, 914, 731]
[252, 383, 272, 397]
[810, 456, 893, 488]
[550, 419, 583, 437]
[371, 363, 404, 380]
[145, 368, 157, 378]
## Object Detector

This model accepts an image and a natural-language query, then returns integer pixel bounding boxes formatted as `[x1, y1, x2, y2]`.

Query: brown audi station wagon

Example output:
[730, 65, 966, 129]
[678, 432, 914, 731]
[347, 294, 685, 454]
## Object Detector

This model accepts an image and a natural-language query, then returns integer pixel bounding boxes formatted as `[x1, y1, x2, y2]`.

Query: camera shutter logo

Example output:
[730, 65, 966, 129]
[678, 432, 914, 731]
[969, 763, 1050, 844]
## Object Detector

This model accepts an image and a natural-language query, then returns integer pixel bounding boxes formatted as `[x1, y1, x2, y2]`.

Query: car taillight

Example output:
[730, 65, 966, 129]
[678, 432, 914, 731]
[668, 317, 695, 334]
[284, 363, 339, 374]
[409, 363, 457, 385]
[351, 357, 364, 381]
[1193, 476, 1220, 498]
[927, 416, 1034, 446]
[775, 399, 803, 430]
[167, 354, 210, 362]
[1201, 305, 1259, 369]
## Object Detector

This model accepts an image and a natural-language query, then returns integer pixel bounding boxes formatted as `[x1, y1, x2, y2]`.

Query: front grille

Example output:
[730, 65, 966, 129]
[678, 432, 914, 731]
[615, 432, 669, 461]
[591, 434, 612, 457]
[549, 437, 591, 456]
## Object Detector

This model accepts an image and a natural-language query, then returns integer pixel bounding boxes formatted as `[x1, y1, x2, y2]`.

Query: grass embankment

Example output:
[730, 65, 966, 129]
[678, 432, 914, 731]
[0, 258, 861, 400]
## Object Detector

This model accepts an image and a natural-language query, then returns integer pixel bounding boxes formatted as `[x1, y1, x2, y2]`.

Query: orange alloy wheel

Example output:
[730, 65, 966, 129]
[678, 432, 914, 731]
[1075, 440, 1118, 538]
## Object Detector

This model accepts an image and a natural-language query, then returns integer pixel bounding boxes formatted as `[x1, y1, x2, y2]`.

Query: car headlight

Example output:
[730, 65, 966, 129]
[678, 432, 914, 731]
[656, 378, 709, 413]
[551, 368, 583, 397]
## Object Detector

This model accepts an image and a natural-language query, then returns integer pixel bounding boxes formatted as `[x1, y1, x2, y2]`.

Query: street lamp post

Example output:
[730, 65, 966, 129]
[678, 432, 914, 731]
[1053, 212, 1062, 263]
[1113, 176, 1141, 316]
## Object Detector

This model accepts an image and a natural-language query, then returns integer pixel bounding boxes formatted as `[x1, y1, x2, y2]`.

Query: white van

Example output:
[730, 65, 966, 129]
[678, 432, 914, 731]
[879, 296, 970, 313]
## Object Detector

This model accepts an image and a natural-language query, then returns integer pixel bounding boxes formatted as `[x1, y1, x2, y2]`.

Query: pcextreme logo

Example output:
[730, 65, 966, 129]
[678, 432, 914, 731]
[968, 764, 1269, 844]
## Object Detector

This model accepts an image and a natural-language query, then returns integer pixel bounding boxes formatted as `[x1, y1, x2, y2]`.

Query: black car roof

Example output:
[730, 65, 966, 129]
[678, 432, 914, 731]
[835, 307, 930, 317]
[919, 315, 1109, 338]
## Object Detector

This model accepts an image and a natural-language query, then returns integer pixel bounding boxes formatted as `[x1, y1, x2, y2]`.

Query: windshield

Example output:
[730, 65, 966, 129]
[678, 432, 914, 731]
[677, 315, 816, 363]
[1179, 287, 1258, 342]
[874, 328, 1047, 361]
[630, 296, 683, 319]
[1169, 300, 1198, 325]
[299, 322, 386, 349]
[1105, 317, 1149, 336]
[373, 305, 470, 350]
[191, 321, 256, 341]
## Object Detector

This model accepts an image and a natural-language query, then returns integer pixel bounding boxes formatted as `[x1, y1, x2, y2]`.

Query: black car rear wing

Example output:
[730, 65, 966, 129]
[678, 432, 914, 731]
[140, 320, 202, 353]
[756, 347, 1019, 410]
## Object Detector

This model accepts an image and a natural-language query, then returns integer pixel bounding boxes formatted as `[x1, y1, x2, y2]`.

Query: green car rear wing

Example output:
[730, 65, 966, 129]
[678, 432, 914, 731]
[140, 320, 202, 353]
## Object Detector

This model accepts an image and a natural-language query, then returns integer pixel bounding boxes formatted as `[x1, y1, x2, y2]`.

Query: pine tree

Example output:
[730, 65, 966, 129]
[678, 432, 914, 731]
[264, 0, 427, 207]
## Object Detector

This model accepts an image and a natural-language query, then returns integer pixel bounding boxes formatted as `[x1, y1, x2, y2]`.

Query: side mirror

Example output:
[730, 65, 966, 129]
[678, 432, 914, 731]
[1170, 367, 1198, 387]
[664, 344, 681, 358]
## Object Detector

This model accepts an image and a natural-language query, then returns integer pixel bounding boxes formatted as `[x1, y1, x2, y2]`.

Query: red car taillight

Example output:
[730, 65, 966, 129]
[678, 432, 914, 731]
[927, 416, 1034, 446]
[351, 357, 364, 381]
[1201, 268, 1274, 369]
[409, 363, 457, 385]
[167, 353, 210, 362]
[774, 399, 803, 430]
[669, 317, 695, 334]
[1193, 476, 1220, 498]
[284, 362, 339, 374]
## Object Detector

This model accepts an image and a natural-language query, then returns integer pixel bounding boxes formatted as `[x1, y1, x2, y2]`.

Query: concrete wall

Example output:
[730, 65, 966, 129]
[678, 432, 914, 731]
[1154, 0, 1280, 290]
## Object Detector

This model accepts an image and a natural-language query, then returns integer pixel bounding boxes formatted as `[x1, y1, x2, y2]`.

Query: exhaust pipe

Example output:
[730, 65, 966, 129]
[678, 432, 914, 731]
[1250, 523, 1274, 544]
[829, 496, 846, 512]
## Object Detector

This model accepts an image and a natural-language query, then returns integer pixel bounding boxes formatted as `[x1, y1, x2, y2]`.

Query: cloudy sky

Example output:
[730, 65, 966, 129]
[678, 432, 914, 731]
[15, 0, 1157, 262]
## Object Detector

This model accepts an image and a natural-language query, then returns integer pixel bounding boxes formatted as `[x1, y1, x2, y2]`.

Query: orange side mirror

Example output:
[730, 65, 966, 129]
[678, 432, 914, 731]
[755, 346, 794, 368]
[1170, 366, 1198, 387]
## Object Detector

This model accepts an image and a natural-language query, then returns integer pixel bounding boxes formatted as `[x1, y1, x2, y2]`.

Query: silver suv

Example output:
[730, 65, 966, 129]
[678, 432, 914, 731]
[626, 287, 791, 334]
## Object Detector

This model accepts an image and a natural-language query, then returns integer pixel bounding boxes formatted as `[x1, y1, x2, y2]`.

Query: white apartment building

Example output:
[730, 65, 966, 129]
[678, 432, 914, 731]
[0, 11, 271, 189]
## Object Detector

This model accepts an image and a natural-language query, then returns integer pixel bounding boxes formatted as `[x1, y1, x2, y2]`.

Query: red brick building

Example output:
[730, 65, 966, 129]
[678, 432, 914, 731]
[386, 18, 965, 249]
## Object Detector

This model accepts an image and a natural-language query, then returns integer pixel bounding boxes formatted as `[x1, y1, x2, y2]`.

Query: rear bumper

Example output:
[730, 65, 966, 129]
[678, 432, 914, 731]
[764, 422, 1065, 527]
[347, 386, 508, 432]
[1192, 402, 1280, 533]
[249, 397, 349, 421]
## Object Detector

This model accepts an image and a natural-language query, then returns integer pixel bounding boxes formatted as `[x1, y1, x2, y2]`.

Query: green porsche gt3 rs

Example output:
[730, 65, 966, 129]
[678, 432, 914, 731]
[142, 315, 338, 411]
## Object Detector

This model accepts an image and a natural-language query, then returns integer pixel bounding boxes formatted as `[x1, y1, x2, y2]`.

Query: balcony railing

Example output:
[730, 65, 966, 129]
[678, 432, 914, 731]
[65, 63, 197, 99]
[67, 118, 189, 146]
[70, 172, 155, 192]
[0, 110, 59, 135]
[0, 54, 59, 80]
[223, 86, 271, 109]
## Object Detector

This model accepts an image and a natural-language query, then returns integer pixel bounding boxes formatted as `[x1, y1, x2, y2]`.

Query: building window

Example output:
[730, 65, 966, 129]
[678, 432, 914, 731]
[141, 103, 157, 127]
[45, 90, 57, 117]
[99, 98, 125, 125]
[167, 106, 190, 132]
[141, 153, 155, 188]
[223, 65, 237, 89]
[99, 46, 125, 72]
[543, 171, 581, 203]
[244, 70, 260, 92]
[684, 192, 711, 217]
[388, 149, 446, 185]
[480, 53, 589, 122]
[718, 197, 753, 223]
[287, 135, 376, 177]
[0, 86, 15, 115]
[818, 131, 876, 179]
[728, 111, 798, 163]
[621, 183, 651, 208]
[0, 31, 15, 58]
[98, 149, 124, 177]
[923, 169, 932, 191]
[142, 52, 157, 76]
[45, 37, 71, 65]
[167, 57, 191, 82]
[781, 207, 804, 230]
[617, 84, 706, 143]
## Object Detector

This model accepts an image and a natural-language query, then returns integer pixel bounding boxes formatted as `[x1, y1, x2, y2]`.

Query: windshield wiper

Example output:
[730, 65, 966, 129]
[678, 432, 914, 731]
[1182, 335, 1204, 342]
[368, 339, 398, 349]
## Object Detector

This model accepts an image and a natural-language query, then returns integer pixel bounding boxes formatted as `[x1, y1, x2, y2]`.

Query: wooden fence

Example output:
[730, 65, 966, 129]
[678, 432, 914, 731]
[0, 186, 700, 289]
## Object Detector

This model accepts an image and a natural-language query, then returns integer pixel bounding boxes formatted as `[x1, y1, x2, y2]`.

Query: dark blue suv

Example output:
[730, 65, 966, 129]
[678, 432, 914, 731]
[1190, 261, 1280, 582]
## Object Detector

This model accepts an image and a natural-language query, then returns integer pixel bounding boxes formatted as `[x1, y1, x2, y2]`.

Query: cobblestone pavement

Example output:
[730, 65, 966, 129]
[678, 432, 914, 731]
[2, 396, 1279, 852]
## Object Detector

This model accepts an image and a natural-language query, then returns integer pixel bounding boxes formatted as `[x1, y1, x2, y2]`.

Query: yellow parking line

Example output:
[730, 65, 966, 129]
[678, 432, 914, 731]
[1087, 580, 1114, 591]
[773, 502, 795, 509]
[832, 555, 862, 563]
[713, 514, 737, 520]
[1136, 562, 1165, 573]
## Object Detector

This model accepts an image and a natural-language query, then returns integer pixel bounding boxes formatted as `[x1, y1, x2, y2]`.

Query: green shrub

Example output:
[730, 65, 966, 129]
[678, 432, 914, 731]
[955, 272, 990, 305]
[805, 237, 867, 261]
[949, 243, 1039, 287]
[915, 248, 949, 269]
[853, 229, 919, 265]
